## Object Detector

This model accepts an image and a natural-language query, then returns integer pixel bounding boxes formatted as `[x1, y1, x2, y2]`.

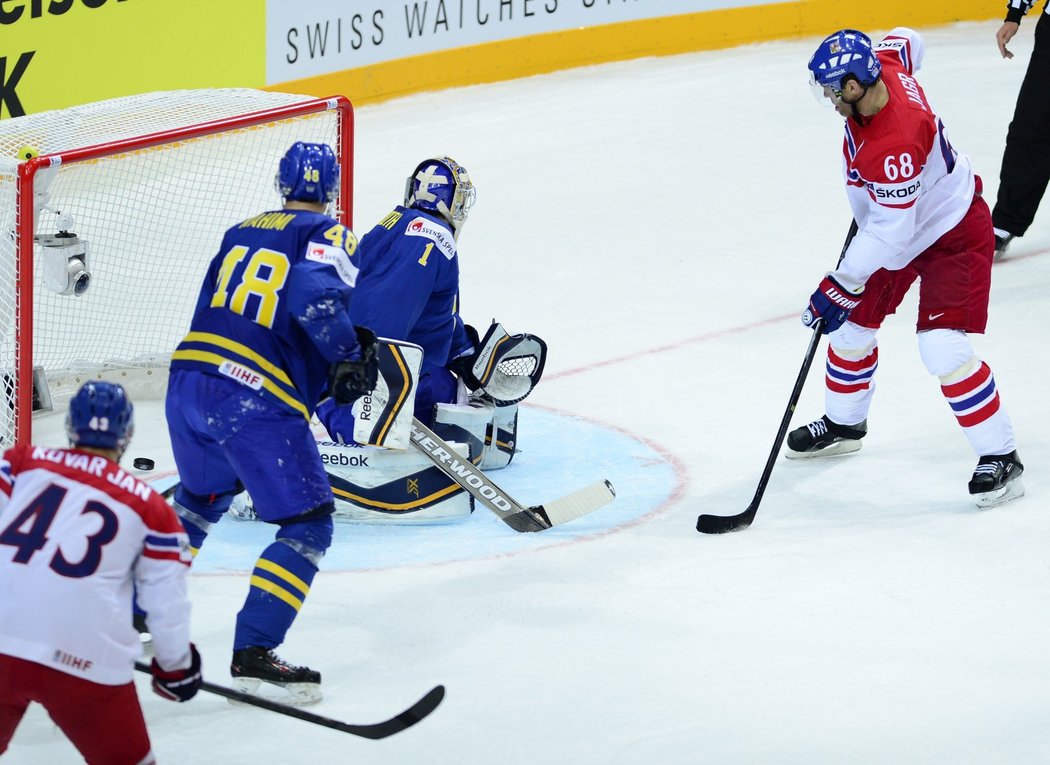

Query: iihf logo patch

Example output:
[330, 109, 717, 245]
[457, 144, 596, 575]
[830, 40, 841, 54]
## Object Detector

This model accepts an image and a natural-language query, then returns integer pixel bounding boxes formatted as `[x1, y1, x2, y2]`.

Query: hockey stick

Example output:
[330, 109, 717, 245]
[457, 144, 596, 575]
[410, 417, 616, 532]
[696, 220, 859, 534]
[134, 661, 444, 740]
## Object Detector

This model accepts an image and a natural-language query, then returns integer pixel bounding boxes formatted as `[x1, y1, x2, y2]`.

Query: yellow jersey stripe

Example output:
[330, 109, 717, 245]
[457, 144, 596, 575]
[181, 331, 294, 387]
[170, 349, 309, 420]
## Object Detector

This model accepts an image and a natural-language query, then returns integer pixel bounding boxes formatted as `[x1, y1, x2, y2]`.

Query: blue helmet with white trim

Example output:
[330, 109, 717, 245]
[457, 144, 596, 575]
[66, 381, 134, 452]
[404, 156, 476, 237]
[275, 142, 340, 204]
[808, 29, 881, 92]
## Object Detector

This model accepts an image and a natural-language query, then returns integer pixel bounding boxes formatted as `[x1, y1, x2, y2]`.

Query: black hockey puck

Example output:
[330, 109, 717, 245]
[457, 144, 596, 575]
[132, 457, 155, 471]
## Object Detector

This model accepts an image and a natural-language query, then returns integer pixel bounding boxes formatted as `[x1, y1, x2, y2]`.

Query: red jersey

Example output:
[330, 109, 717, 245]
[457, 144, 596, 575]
[0, 445, 193, 684]
[833, 28, 976, 288]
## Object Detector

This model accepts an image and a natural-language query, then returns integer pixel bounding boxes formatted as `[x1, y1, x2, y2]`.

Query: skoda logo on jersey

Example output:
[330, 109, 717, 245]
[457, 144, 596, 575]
[870, 178, 922, 204]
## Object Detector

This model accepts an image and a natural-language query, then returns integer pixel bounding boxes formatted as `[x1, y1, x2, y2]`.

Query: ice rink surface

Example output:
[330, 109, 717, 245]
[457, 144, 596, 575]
[9, 20, 1050, 764]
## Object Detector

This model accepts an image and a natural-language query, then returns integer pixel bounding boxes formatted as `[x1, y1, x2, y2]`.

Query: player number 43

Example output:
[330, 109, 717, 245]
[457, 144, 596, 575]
[0, 484, 118, 577]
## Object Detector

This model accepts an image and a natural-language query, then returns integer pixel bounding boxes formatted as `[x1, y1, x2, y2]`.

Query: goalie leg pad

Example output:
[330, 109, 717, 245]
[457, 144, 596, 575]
[487, 404, 519, 469]
[317, 440, 474, 524]
[433, 400, 519, 470]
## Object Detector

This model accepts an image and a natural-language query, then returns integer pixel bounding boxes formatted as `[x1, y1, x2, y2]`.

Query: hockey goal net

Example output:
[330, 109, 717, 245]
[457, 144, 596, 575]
[0, 89, 353, 449]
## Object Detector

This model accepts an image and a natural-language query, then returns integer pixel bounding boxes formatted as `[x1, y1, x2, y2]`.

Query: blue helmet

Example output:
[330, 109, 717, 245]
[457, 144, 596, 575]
[275, 142, 340, 204]
[404, 156, 476, 236]
[808, 30, 881, 91]
[65, 381, 134, 452]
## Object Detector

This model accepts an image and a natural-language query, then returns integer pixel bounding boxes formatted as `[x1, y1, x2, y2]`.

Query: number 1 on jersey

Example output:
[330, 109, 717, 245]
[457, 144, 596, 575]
[418, 242, 434, 267]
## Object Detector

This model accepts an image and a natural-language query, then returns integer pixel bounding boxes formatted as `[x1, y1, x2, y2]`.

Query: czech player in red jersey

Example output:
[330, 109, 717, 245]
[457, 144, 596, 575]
[0, 382, 200, 765]
[789, 28, 1024, 508]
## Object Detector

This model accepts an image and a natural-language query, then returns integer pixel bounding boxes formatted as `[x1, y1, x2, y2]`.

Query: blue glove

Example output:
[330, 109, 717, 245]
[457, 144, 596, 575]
[802, 275, 863, 334]
[151, 643, 202, 702]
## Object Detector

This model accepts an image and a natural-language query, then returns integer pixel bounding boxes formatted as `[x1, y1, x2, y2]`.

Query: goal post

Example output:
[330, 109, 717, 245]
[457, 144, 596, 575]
[0, 90, 354, 449]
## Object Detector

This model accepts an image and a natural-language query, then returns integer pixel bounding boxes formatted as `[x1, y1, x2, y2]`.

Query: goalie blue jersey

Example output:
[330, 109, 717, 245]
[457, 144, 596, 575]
[350, 206, 472, 369]
[170, 209, 362, 419]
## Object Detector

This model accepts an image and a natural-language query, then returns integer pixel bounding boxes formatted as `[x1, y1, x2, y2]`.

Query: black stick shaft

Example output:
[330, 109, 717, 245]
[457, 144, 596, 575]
[696, 220, 859, 534]
[134, 661, 444, 739]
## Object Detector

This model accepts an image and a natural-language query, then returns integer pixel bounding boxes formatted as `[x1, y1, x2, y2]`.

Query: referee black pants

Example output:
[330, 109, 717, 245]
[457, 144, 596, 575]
[993, 10, 1050, 237]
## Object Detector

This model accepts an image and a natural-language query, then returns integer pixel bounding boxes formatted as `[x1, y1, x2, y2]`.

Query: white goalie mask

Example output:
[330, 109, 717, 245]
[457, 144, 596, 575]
[404, 156, 476, 238]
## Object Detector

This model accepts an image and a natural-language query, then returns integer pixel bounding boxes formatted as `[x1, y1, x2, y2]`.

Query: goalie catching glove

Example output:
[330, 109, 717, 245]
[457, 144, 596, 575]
[450, 322, 547, 406]
[328, 326, 379, 404]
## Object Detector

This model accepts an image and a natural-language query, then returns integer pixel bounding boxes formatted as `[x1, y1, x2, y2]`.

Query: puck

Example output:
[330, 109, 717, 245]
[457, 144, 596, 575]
[132, 457, 155, 471]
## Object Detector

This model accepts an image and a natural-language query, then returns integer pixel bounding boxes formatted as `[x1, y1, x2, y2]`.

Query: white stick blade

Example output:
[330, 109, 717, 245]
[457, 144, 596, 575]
[538, 480, 615, 527]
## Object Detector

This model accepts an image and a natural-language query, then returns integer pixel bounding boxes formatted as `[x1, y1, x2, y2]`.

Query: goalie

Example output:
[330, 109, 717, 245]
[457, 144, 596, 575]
[312, 156, 547, 522]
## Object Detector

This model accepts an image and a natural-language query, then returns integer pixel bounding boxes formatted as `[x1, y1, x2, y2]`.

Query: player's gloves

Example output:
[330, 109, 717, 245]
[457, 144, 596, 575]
[151, 643, 202, 703]
[328, 326, 379, 404]
[449, 324, 482, 390]
[802, 275, 863, 334]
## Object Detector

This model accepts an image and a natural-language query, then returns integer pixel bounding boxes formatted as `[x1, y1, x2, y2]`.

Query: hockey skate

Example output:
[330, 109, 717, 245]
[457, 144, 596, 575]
[133, 612, 154, 658]
[968, 451, 1024, 509]
[785, 416, 867, 459]
[994, 233, 1014, 261]
[231, 647, 322, 705]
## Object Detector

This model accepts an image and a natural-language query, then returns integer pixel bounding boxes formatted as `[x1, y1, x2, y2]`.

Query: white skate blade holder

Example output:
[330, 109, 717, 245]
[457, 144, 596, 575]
[230, 676, 323, 706]
[784, 439, 863, 460]
[973, 478, 1025, 509]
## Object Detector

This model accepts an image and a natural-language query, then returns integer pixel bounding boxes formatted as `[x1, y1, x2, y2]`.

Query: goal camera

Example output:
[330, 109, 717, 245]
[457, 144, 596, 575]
[36, 222, 91, 297]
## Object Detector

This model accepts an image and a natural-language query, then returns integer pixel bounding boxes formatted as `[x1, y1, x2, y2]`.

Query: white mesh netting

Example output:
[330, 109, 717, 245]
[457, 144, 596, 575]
[0, 89, 349, 447]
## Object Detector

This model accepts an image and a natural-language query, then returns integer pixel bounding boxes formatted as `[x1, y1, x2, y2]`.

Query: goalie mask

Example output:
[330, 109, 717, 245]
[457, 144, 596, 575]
[276, 142, 340, 204]
[404, 157, 476, 237]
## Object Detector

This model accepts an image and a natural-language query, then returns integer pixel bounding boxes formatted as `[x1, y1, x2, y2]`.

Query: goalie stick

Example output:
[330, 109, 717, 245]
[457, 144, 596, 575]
[696, 220, 859, 534]
[410, 417, 615, 532]
[134, 661, 444, 740]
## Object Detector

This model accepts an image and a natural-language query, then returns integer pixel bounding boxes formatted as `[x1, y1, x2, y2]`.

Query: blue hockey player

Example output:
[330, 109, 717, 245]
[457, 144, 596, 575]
[315, 157, 547, 474]
[317, 156, 478, 439]
[165, 142, 378, 703]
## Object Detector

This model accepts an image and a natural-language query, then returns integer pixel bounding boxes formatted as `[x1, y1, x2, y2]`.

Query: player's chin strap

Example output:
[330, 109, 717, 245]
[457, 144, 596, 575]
[464, 322, 547, 407]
